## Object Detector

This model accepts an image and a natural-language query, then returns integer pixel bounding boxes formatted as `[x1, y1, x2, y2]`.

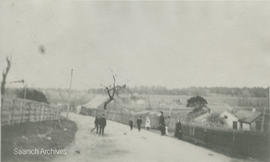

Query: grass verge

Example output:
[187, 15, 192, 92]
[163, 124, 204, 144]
[1, 119, 77, 162]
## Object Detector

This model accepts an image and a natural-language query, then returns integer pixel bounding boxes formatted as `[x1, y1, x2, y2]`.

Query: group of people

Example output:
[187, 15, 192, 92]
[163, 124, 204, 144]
[128, 116, 151, 132]
[93, 111, 182, 139]
[94, 114, 107, 136]
[159, 111, 182, 139]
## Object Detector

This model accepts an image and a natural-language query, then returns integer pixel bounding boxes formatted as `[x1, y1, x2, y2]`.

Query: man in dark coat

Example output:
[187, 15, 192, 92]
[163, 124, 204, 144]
[159, 111, 166, 135]
[137, 116, 142, 132]
[99, 114, 106, 136]
[94, 115, 100, 134]
[174, 120, 182, 139]
[128, 120, 133, 130]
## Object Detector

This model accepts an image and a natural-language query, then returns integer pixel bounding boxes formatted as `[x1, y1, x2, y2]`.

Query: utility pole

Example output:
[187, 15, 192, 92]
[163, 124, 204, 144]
[266, 87, 270, 131]
[22, 80, 27, 99]
[0, 78, 1, 162]
[23, 84, 27, 99]
[66, 68, 73, 118]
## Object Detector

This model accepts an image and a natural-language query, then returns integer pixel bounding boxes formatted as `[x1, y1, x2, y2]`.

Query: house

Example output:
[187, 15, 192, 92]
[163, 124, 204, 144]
[219, 110, 262, 131]
[234, 110, 262, 131]
[192, 105, 262, 131]
[80, 95, 108, 116]
[83, 95, 107, 109]
[192, 104, 230, 124]
[194, 112, 211, 123]
[220, 111, 239, 129]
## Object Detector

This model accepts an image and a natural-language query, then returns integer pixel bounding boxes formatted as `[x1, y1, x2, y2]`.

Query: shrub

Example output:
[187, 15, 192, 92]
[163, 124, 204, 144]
[16, 88, 49, 103]
[187, 96, 208, 111]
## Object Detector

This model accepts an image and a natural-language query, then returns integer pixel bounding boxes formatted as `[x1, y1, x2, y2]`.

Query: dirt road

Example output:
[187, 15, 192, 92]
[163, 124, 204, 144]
[53, 113, 257, 162]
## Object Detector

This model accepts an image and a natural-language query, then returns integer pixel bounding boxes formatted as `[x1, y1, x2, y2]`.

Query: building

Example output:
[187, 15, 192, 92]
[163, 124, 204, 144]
[80, 95, 108, 116]
[193, 112, 211, 124]
[220, 111, 239, 129]
[220, 110, 262, 131]
[193, 106, 262, 131]
[234, 110, 262, 131]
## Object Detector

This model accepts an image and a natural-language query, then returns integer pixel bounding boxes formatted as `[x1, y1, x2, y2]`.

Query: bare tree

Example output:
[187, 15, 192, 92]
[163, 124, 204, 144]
[103, 74, 126, 110]
[1, 57, 11, 95]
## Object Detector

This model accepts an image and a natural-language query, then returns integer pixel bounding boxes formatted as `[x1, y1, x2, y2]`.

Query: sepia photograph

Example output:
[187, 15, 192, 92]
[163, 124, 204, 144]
[0, 0, 270, 162]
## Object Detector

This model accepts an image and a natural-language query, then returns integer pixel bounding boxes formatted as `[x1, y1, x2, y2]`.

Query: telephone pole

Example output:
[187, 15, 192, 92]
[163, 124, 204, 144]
[266, 87, 270, 131]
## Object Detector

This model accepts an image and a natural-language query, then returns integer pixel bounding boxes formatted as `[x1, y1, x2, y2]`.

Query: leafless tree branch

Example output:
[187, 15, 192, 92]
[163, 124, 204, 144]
[1, 57, 11, 95]
[103, 74, 126, 110]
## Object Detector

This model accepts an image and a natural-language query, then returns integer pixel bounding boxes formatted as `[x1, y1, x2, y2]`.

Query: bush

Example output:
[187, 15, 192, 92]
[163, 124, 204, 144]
[187, 96, 208, 111]
[16, 88, 49, 103]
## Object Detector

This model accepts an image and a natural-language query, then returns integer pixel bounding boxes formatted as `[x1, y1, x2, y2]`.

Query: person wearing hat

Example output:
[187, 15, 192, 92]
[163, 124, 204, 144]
[174, 119, 182, 139]
[159, 111, 166, 135]
[99, 114, 107, 136]
[94, 114, 100, 134]
[128, 119, 134, 130]
[137, 116, 142, 132]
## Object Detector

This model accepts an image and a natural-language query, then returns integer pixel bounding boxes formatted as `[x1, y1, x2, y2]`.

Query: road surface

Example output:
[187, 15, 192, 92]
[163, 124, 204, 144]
[53, 113, 258, 162]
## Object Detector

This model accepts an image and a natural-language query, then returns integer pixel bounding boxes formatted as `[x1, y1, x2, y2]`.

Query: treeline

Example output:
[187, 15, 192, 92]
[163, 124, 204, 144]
[88, 86, 269, 98]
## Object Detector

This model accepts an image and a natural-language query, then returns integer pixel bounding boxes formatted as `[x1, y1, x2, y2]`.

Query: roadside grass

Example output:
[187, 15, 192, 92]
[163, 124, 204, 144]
[1, 119, 77, 162]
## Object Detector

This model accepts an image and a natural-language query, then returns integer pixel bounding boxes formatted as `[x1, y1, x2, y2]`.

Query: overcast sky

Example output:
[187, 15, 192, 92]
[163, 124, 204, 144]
[0, 0, 270, 89]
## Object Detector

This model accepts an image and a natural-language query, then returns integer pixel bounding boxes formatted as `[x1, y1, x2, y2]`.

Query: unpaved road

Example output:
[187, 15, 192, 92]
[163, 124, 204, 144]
[53, 113, 258, 162]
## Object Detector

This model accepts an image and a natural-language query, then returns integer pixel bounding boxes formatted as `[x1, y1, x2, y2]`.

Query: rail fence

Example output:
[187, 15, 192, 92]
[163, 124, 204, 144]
[1, 97, 61, 126]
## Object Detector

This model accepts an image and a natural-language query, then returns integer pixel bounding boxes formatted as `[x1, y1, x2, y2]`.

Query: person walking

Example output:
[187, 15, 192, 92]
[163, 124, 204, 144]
[128, 120, 133, 130]
[159, 111, 166, 135]
[94, 115, 100, 134]
[137, 116, 142, 132]
[145, 116, 151, 130]
[99, 114, 106, 136]
[174, 119, 182, 139]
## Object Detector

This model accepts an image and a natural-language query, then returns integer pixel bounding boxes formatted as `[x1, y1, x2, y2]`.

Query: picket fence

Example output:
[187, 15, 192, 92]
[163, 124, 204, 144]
[1, 97, 61, 126]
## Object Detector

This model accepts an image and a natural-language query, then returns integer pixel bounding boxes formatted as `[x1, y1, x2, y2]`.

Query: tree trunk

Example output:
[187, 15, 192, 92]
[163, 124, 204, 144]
[1, 57, 11, 95]
[1, 79, 6, 95]
[104, 98, 113, 110]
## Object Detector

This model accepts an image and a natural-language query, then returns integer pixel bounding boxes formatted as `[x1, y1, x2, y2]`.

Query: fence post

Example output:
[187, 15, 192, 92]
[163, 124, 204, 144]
[27, 102, 30, 122]
[232, 130, 236, 155]
[20, 100, 23, 123]
[40, 104, 43, 121]
[10, 99, 15, 125]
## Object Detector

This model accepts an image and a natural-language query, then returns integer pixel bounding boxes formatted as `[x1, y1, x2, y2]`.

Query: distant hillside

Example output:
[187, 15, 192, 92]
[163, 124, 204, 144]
[88, 86, 269, 98]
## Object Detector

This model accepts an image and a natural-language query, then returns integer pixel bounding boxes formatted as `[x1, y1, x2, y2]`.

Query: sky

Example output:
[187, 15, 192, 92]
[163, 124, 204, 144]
[0, 0, 270, 90]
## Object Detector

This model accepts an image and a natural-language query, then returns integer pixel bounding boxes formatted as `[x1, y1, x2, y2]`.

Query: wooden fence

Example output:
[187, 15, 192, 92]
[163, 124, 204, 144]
[81, 107, 270, 161]
[181, 124, 270, 161]
[1, 97, 61, 126]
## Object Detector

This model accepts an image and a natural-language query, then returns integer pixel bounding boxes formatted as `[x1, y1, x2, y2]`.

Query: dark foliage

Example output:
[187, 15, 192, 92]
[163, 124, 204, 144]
[16, 88, 49, 103]
[186, 96, 208, 110]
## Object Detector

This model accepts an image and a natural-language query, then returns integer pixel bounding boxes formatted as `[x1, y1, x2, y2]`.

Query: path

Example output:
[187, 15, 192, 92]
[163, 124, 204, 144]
[53, 113, 258, 162]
